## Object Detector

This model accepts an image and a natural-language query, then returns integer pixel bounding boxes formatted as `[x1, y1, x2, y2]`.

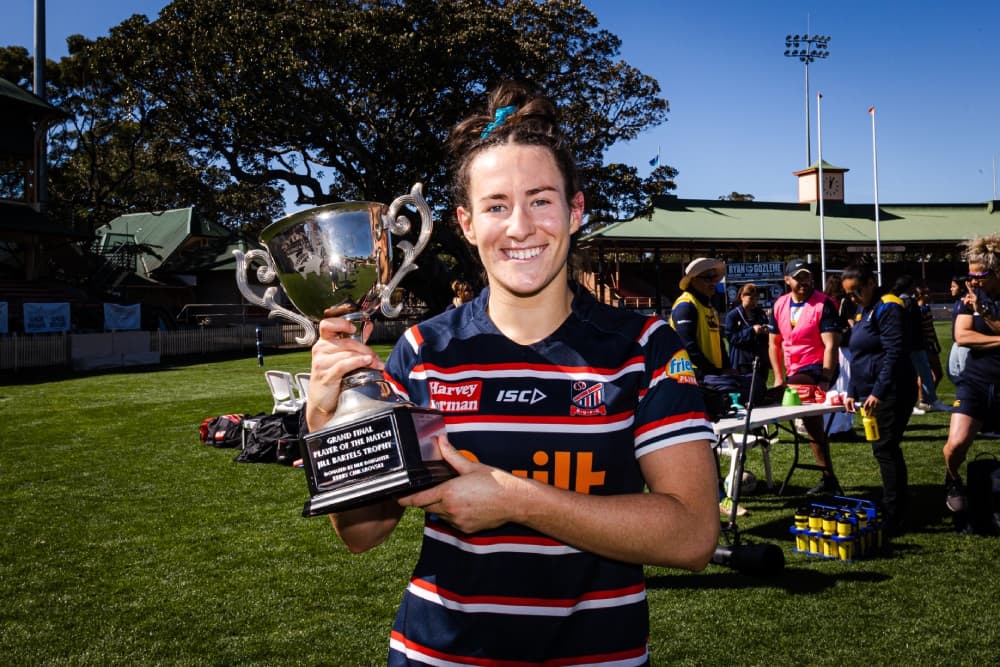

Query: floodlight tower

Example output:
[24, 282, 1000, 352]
[784, 31, 830, 166]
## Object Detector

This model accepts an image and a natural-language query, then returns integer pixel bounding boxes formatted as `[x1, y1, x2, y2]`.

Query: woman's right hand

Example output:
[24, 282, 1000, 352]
[306, 306, 384, 432]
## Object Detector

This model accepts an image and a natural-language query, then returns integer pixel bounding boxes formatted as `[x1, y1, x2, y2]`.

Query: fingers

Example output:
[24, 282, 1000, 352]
[397, 485, 440, 510]
[437, 437, 478, 474]
[323, 303, 359, 318]
[318, 316, 360, 340]
[308, 314, 383, 422]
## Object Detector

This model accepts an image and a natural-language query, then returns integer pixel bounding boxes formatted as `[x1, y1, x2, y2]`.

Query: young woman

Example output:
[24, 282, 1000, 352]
[723, 282, 769, 401]
[841, 264, 917, 535]
[943, 234, 1000, 514]
[305, 81, 719, 666]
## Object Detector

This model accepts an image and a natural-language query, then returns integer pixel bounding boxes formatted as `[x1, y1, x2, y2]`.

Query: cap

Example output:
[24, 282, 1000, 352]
[680, 257, 725, 290]
[784, 258, 811, 278]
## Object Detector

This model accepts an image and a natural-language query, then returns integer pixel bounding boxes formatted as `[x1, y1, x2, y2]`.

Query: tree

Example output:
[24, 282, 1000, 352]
[719, 192, 755, 202]
[4, 0, 674, 307]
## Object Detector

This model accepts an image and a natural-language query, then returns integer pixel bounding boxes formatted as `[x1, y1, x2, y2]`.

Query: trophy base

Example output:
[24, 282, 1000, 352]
[299, 404, 454, 517]
[301, 461, 455, 517]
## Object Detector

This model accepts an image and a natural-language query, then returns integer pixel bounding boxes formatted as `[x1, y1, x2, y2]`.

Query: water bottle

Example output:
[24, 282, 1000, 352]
[861, 406, 880, 441]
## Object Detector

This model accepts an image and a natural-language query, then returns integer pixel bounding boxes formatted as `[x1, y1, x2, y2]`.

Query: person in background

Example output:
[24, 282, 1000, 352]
[822, 273, 859, 441]
[943, 234, 1000, 515]
[305, 80, 719, 665]
[446, 279, 474, 310]
[768, 259, 842, 494]
[670, 258, 736, 382]
[841, 263, 917, 535]
[894, 275, 950, 414]
[915, 285, 945, 408]
[723, 282, 769, 403]
[947, 274, 970, 388]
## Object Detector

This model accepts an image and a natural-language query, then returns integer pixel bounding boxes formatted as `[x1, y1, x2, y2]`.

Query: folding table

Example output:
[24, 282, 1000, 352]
[714, 402, 846, 496]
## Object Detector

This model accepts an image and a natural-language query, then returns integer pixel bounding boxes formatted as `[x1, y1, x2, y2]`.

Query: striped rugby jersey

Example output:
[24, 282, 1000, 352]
[382, 284, 713, 666]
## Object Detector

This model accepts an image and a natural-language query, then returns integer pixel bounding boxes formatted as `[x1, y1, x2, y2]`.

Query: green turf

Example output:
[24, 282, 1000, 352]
[1, 327, 998, 665]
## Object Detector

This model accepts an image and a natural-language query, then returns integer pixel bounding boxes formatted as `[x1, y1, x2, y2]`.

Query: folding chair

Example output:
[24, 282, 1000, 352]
[264, 370, 304, 414]
[294, 373, 311, 404]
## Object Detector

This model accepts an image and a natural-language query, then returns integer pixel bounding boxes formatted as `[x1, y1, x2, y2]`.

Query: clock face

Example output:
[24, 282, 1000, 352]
[822, 174, 843, 199]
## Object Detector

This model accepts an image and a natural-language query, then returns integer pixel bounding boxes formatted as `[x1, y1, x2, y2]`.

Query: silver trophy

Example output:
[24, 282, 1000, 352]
[234, 184, 453, 516]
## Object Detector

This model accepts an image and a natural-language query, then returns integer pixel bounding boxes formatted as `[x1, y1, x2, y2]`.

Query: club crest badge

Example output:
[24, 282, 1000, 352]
[570, 380, 606, 416]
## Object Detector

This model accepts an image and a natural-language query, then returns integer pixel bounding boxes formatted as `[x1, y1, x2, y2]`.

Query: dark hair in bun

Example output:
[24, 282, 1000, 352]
[447, 80, 580, 210]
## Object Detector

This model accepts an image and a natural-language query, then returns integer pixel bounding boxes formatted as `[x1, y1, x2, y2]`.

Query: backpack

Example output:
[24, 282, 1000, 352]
[965, 453, 1000, 536]
[235, 411, 302, 465]
[199, 414, 247, 448]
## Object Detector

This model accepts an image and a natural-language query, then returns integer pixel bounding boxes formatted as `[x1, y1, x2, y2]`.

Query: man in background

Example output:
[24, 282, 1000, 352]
[769, 259, 842, 494]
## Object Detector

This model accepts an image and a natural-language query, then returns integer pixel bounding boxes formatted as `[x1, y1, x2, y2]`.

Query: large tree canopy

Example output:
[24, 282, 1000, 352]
[3, 0, 676, 303]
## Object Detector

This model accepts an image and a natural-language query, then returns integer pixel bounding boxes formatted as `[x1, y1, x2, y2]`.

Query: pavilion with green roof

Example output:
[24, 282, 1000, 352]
[577, 160, 999, 310]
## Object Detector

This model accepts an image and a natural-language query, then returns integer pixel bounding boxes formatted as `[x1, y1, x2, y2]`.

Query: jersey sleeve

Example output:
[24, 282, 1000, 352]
[871, 301, 907, 399]
[383, 324, 423, 404]
[767, 307, 780, 335]
[819, 297, 843, 334]
[633, 320, 715, 459]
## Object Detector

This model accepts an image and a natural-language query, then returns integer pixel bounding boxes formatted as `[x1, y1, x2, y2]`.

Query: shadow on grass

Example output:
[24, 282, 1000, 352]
[646, 567, 891, 593]
[738, 479, 959, 526]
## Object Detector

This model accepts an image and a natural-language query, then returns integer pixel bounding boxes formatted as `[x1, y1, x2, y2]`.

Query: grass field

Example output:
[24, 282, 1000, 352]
[2, 326, 999, 665]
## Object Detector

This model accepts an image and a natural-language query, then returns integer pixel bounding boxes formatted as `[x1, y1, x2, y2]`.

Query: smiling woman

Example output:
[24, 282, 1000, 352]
[303, 80, 720, 666]
[942, 233, 1000, 520]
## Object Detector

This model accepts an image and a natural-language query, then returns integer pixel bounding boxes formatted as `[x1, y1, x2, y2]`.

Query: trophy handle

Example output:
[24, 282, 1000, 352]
[233, 248, 317, 346]
[379, 183, 433, 318]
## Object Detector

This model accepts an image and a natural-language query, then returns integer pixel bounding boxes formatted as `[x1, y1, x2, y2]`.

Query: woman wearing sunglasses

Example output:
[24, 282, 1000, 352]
[943, 234, 1000, 517]
[840, 263, 917, 536]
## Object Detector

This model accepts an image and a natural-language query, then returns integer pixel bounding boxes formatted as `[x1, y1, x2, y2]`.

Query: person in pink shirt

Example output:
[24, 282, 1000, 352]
[768, 259, 844, 495]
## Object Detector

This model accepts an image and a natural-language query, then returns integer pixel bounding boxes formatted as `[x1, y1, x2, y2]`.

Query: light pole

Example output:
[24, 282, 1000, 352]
[784, 32, 830, 166]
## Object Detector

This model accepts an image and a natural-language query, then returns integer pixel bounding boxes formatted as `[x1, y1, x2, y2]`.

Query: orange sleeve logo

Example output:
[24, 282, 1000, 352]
[666, 350, 699, 385]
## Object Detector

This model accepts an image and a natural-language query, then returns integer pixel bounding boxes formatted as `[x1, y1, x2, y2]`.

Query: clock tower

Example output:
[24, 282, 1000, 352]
[794, 160, 848, 203]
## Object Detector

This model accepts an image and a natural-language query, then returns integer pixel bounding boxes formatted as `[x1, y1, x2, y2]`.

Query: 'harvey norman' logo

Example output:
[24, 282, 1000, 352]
[429, 380, 482, 412]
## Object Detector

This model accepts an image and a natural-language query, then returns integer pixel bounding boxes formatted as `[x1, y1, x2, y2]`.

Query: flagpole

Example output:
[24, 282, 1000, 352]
[993, 154, 997, 201]
[870, 105, 882, 286]
[817, 92, 826, 282]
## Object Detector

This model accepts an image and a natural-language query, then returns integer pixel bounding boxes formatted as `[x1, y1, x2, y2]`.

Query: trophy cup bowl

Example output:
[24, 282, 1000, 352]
[234, 184, 454, 516]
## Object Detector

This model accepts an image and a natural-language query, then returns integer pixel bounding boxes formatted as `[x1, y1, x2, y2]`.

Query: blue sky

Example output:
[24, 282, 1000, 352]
[4, 0, 1000, 209]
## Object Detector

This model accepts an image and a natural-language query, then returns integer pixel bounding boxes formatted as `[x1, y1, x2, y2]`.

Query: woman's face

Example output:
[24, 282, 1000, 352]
[842, 276, 875, 308]
[456, 143, 583, 301]
[740, 291, 758, 309]
[950, 280, 961, 297]
[967, 262, 1000, 297]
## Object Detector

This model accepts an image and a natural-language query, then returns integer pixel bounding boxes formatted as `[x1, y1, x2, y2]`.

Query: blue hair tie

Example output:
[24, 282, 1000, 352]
[480, 105, 517, 139]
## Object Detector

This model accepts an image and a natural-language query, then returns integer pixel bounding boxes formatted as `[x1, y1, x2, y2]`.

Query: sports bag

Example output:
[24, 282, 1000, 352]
[965, 453, 1000, 536]
[199, 414, 247, 448]
[235, 411, 302, 465]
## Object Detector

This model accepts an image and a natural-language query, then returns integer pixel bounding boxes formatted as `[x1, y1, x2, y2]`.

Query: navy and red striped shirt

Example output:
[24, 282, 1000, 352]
[382, 284, 713, 666]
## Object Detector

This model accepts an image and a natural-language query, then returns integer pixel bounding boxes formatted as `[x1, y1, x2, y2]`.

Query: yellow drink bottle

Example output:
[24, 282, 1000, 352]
[861, 406, 880, 441]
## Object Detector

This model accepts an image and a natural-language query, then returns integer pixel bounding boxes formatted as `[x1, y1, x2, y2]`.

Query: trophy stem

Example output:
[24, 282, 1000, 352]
[336, 368, 406, 421]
